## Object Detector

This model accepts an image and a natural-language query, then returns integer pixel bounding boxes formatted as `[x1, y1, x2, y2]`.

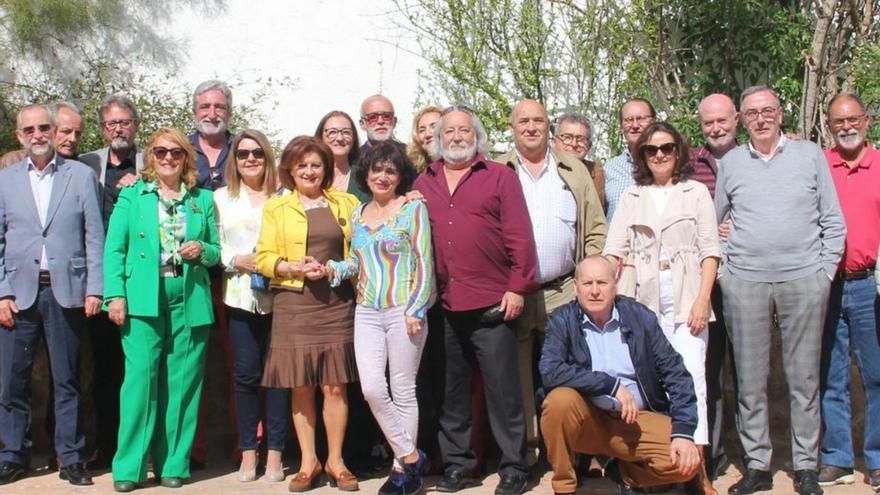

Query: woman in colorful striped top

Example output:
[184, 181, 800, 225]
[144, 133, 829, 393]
[325, 141, 434, 495]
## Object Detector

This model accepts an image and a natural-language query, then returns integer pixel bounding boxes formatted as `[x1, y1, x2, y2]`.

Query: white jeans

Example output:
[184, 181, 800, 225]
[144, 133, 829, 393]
[354, 304, 427, 468]
[658, 269, 709, 445]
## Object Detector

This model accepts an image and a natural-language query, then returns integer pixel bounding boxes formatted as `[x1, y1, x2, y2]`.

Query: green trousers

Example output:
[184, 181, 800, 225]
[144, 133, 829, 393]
[112, 276, 210, 482]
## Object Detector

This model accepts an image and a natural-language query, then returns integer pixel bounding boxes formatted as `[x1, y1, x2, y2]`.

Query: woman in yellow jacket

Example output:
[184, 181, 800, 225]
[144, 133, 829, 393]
[256, 136, 360, 492]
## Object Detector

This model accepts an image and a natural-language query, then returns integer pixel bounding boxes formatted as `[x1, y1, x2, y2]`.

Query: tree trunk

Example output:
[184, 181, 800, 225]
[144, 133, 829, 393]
[799, 0, 838, 138]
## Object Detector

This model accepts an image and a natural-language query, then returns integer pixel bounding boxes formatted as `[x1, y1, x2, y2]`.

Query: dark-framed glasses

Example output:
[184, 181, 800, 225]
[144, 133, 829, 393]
[103, 119, 136, 130]
[323, 128, 353, 140]
[21, 123, 52, 136]
[362, 112, 394, 124]
[557, 133, 590, 145]
[235, 148, 266, 160]
[642, 143, 677, 157]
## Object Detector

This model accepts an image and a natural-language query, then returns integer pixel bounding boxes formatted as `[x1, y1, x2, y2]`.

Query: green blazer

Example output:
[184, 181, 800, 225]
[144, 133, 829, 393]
[103, 180, 220, 327]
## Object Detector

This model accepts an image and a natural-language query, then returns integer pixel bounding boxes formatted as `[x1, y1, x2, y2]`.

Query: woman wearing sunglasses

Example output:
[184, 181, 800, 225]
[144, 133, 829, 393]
[213, 130, 290, 482]
[603, 121, 721, 495]
[103, 128, 221, 492]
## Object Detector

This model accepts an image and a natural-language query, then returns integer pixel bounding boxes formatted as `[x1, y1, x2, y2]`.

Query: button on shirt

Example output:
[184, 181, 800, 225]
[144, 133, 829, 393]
[516, 150, 577, 283]
[825, 143, 880, 272]
[604, 150, 635, 222]
[189, 131, 233, 191]
[28, 157, 57, 270]
[582, 306, 645, 412]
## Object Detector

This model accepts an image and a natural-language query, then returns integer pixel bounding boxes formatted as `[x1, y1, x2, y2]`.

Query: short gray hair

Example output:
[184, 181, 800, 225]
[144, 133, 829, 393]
[431, 106, 490, 158]
[49, 100, 81, 120]
[740, 85, 780, 109]
[97, 94, 139, 123]
[555, 113, 593, 140]
[17, 104, 51, 129]
[828, 92, 867, 114]
[192, 80, 233, 114]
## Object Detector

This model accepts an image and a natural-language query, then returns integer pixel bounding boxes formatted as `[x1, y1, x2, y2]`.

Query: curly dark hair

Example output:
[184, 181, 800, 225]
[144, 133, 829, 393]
[354, 141, 417, 196]
[632, 121, 693, 186]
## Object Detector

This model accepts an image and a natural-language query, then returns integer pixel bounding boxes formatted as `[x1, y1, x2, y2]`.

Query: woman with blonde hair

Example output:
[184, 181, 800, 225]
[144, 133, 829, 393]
[405, 106, 442, 173]
[104, 128, 220, 492]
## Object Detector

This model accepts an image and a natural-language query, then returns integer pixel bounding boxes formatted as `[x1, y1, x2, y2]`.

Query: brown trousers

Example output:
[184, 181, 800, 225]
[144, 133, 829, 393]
[541, 387, 692, 494]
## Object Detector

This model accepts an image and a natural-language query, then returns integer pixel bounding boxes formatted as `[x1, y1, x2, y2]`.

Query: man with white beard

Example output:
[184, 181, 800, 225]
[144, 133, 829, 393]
[817, 92, 880, 491]
[359, 94, 407, 154]
[413, 106, 538, 495]
[189, 80, 234, 191]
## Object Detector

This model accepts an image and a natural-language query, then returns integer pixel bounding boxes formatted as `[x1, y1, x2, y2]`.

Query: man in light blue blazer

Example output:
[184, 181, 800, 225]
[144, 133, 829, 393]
[0, 104, 104, 486]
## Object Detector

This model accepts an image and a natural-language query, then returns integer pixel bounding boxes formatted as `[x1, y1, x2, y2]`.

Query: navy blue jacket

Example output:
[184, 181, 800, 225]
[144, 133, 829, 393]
[538, 296, 698, 439]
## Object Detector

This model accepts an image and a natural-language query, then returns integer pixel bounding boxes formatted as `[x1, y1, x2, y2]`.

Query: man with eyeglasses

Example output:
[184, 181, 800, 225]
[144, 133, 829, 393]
[604, 99, 656, 221]
[553, 113, 606, 211]
[0, 104, 104, 486]
[715, 85, 845, 495]
[496, 99, 607, 470]
[189, 80, 234, 191]
[359, 94, 407, 154]
[689, 93, 740, 482]
[79, 94, 144, 470]
[817, 92, 880, 491]
[414, 106, 537, 495]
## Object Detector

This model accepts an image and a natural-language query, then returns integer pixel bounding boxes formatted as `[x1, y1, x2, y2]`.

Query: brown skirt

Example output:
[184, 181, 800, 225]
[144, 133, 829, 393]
[261, 280, 357, 388]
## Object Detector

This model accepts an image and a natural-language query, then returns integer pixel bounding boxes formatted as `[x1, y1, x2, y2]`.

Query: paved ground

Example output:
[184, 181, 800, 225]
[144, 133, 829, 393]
[2, 461, 875, 495]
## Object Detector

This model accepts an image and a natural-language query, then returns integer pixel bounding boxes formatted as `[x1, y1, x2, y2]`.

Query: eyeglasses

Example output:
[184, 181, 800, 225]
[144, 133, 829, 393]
[236, 148, 266, 160]
[622, 115, 653, 127]
[642, 143, 677, 157]
[441, 105, 475, 116]
[103, 119, 136, 130]
[21, 124, 52, 136]
[743, 106, 779, 122]
[153, 147, 186, 161]
[829, 114, 867, 129]
[323, 128, 353, 140]
[362, 112, 395, 125]
[556, 133, 590, 145]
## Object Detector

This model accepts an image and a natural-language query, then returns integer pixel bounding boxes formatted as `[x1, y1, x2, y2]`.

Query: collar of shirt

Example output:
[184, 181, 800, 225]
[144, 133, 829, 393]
[425, 153, 489, 176]
[27, 153, 58, 177]
[826, 142, 878, 171]
[748, 132, 786, 162]
[514, 147, 554, 182]
[581, 305, 621, 334]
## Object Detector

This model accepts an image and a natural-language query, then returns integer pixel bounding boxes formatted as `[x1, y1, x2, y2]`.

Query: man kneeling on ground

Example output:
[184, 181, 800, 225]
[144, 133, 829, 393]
[539, 255, 704, 495]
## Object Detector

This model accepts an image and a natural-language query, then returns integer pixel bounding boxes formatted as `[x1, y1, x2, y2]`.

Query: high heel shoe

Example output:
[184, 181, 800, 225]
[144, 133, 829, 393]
[288, 462, 323, 492]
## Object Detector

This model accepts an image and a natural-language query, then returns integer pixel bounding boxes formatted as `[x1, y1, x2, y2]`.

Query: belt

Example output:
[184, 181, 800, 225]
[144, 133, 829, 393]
[38, 270, 51, 285]
[159, 265, 183, 278]
[541, 271, 574, 289]
[658, 260, 671, 271]
[840, 268, 874, 281]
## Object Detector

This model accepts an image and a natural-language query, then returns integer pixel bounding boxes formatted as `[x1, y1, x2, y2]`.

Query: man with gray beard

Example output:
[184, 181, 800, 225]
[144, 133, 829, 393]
[413, 106, 538, 495]
[817, 92, 880, 491]
[189, 80, 234, 190]
[359, 94, 407, 154]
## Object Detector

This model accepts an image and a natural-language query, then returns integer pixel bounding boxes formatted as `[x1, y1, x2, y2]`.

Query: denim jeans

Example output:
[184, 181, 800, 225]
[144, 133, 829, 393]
[820, 276, 880, 469]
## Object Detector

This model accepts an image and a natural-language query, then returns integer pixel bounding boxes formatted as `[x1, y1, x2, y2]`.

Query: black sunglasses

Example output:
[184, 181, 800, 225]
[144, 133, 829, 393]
[642, 143, 677, 157]
[236, 149, 266, 160]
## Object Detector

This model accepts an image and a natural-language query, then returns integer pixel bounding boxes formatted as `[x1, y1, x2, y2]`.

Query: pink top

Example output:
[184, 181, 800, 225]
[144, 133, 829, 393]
[825, 143, 880, 272]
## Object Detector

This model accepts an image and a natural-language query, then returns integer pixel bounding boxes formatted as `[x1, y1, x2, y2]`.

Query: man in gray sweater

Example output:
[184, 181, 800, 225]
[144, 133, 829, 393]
[715, 85, 845, 495]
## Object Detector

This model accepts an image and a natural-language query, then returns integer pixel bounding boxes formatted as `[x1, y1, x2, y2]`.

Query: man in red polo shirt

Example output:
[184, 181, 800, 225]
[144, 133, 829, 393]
[818, 92, 880, 490]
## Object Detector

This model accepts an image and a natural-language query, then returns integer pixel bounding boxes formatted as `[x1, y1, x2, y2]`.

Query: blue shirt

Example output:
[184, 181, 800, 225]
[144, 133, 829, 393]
[604, 150, 635, 222]
[581, 305, 645, 411]
[189, 131, 233, 191]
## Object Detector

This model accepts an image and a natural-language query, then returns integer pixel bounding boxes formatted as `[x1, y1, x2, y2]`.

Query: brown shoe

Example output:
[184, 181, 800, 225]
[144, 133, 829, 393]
[325, 464, 359, 492]
[288, 462, 323, 492]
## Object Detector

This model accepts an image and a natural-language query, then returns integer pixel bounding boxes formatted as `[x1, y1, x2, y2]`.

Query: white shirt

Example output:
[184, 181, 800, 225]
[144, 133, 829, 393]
[27, 156, 58, 270]
[214, 186, 274, 314]
[748, 133, 786, 163]
[516, 149, 577, 283]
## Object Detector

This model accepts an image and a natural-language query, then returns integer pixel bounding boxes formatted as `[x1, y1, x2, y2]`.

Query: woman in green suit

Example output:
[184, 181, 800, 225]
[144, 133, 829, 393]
[103, 128, 220, 492]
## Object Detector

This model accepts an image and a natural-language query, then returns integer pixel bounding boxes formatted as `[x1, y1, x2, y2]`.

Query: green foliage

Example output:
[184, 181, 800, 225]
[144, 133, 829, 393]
[850, 43, 880, 144]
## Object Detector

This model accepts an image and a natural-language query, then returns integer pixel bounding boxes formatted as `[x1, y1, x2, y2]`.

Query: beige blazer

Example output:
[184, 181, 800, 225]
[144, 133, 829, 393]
[603, 180, 721, 323]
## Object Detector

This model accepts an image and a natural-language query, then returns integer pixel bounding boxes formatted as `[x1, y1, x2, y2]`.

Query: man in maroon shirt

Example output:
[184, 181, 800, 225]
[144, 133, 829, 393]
[817, 92, 880, 490]
[690, 93, 740, 481]
[414, 106, 538, 495]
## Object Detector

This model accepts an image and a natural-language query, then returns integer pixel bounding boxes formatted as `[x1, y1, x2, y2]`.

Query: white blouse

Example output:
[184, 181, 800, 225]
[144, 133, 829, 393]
[214, 186, 274, 314]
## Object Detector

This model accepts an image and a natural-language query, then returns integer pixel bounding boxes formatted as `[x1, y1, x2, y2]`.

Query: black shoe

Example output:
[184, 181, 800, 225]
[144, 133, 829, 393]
[378, 471, 405, 495]
[605, 459, 646, 495]
[0, 461, 25, 485]
[728, 469, 772, 495]
[868, 469, 880, 490]
[87, 448, 114, 471]
[189, 458, 206, 471]
[817, 465, 853, 486]
[707, 454, 730, 481]
[794, 470, 823, 495]
[59, 462, 93, 486]
[435, 469, 474, 492]
[495, 472, 528, 495]
[113, 480, 136, 492]
[160, 476, 183, 488]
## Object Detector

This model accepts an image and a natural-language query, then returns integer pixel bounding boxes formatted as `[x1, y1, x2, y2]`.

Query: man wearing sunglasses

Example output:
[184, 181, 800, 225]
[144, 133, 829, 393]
[496, 99, 607, 470]
[716, 86, 845, 495]
[359, 94, 407, 154]
[817, 92, 880, 491]
[0, 104, 104, 487]
[79, 93, 144, 470]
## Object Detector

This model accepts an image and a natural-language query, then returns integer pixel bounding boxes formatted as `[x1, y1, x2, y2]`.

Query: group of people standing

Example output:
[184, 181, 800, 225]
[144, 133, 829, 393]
[0, 79, 877, 495]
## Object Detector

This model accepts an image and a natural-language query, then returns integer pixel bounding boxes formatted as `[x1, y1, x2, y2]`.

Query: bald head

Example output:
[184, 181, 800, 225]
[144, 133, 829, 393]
[698, 93, 739, 155]
[510, 99, 550, 156]
[359, 94, 397, 142]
